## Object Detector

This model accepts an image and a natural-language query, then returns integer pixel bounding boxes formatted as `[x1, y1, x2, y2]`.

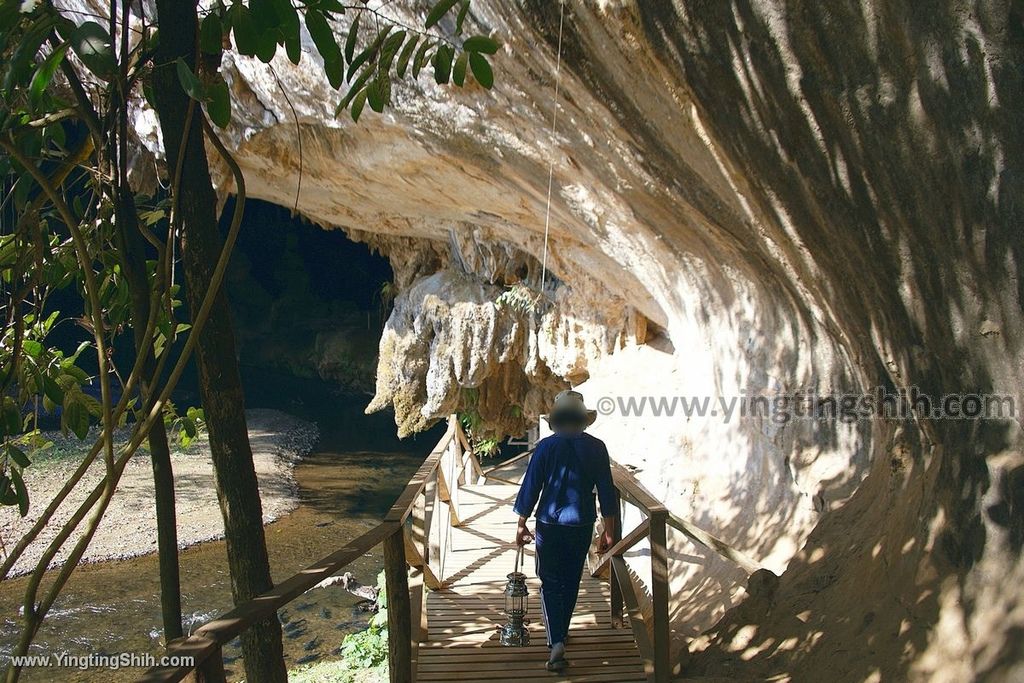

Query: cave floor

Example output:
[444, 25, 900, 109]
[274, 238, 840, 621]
[416, 484, 647, 682]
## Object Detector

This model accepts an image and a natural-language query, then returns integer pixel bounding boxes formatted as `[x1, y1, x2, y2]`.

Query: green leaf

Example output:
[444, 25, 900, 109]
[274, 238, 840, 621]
[60, 364, 90, 384]
[10, 468, 28, 517]
[344, 13, 359, 64]
[207, 79, 232, 127]
[306, 9, 341, 65]
[0, 476, 18, 506]
[255, 26, 279, 62]
[347, 25, 392, 81]
[366, 72, 390, 112]
[412, 40, 434, 78]
[70, 21, 116, 79]
[21, 339, 42, 358]
[324, 55, 343, 89]
[285, 31, 301, 63]
[68, 340, 90, 364]
[3, 14, 55, 95]
[452, 51, 467, 86]
[175, 58, 206, 102]
[463, 35, 499, 54]
[79, 392, 102, 418]
[200, 13, 223, 55]
[335, 69, 371, 115]
[42, 375, 64, 406]
[63, 393, 89, 440]
[232, 5, 259, 56]
[396, 35, 419, 78]
[181, 416, 197, 438]
[29, 43, 68, 107]
[433, 45, 453, 84]
[469, 52, 492, 89]
[250, 0, 277, 31]
[7, 444, 30, 469]
[318, 0, 346, 15]
[2, 398, 20, 437]
[379, 30, 406, 71]
[455, 0, 470, 35]
[350, 87, 367, 122]
[271, 0, 300, 41]
[425, 0, 460, 29]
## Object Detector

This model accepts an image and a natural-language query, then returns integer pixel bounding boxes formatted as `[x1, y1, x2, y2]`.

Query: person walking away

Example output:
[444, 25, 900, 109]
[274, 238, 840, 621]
[513, 390, 619, 672]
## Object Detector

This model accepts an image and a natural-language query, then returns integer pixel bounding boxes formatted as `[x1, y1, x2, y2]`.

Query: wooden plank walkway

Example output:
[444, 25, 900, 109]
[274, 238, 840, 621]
[416, 484, 647, 682]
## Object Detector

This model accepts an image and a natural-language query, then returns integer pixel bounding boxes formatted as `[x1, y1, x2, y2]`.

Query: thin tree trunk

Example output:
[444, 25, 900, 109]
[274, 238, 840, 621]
[114, 187, 183, 642]
[149, 1, 287, 680]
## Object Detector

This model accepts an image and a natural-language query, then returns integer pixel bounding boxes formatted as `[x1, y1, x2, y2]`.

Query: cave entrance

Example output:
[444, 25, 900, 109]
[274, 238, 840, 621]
[224, 197, 390, 390]
[214, 197, 435, 450]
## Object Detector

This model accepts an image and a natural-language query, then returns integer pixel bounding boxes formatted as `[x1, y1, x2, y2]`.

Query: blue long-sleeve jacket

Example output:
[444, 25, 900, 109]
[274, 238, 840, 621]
[513, 432, 619, 526]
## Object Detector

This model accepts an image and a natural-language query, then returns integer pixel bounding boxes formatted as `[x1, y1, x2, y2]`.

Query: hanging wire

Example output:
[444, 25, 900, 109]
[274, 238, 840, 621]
[538, 0, 566, 298]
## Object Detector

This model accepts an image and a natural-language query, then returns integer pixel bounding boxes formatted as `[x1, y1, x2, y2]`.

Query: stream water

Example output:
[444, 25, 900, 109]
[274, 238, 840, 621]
[0, 370, 445, 682]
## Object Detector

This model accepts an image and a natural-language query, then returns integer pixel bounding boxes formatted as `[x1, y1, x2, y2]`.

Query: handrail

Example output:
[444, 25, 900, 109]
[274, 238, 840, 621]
[480, 448, 534, 479]
[595, 460, 764, 683]
[139, 414, 480, 683]
[665, 511, 760, 574]
[383, 423, 454, 524]
[610, 462, 667, 514]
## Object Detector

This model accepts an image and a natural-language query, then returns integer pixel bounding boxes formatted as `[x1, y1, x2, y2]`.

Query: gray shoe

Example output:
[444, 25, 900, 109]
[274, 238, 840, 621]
[546, 642, 567, 671]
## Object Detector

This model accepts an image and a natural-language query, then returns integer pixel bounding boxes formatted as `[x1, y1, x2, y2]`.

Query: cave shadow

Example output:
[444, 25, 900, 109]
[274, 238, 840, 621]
[609, 0, 1024, 680]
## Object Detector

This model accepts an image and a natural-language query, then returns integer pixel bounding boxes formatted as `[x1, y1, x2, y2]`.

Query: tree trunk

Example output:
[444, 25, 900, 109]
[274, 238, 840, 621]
[114, 187, 184, 642]
[149, 2, 287, 680]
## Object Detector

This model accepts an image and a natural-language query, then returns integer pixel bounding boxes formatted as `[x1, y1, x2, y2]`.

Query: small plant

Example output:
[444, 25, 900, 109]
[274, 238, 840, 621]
[473, 437, 501, 457]
[458, 389, 504, 458]
[162, 402, 206, 449]
[376, 281, 399, 324]
[495, 283, 540, 315]
[290, 571, 390, 681]
[340, 620, 389, 669]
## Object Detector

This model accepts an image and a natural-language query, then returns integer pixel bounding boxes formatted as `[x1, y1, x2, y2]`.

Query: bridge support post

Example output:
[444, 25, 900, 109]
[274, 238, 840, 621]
[609, 499, 625, 628]
[193, 643, 226, 683]
[384, 527, 413, 683]
[650, 511, 671, 683]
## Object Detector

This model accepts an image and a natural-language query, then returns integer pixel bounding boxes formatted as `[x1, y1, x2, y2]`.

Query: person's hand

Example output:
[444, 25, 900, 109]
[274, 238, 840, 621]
[515, 524, 534, 547]
[597, 529, 615, 554]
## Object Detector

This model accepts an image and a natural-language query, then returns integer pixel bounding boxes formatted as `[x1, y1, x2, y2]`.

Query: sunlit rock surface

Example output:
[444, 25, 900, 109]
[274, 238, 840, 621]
[71, 0, 1024, 679]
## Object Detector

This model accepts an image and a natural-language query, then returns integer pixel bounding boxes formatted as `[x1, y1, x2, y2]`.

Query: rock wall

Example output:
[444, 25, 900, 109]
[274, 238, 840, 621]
[112, 0, 1021, 680]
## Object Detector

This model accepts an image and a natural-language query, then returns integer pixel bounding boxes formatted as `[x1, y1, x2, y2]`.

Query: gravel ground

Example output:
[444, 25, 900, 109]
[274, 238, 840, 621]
[0, 409, 319, 577]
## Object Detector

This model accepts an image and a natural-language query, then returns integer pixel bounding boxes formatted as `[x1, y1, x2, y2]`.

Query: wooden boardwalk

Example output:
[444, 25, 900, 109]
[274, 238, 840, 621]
[416, 484, 647, 682]
[142, 417, 757, 683]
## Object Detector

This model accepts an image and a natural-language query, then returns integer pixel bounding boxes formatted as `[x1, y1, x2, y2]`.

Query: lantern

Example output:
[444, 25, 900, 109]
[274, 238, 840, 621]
[498, 547, 530, 646]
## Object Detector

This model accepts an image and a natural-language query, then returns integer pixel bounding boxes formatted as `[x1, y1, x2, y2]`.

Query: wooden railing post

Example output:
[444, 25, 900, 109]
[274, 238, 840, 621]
[609, 499, 624, 629]
[384, 527, 413, 683]
[649, 510, 671, 683]
[193, 644, 226, 683]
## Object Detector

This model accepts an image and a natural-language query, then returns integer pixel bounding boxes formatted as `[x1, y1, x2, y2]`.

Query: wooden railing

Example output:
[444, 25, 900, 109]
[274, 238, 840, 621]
[139, 415, 483, 683]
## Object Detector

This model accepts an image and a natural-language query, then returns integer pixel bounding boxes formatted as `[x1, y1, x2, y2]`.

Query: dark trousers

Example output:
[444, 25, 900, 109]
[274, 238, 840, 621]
[535, 521, 594, 647]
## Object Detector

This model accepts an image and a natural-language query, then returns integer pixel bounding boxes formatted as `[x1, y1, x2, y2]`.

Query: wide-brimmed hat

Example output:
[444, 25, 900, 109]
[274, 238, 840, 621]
[545, 390, 597, 428]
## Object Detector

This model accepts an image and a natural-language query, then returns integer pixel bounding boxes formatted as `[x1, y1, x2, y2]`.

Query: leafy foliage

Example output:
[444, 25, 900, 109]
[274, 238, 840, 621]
[170, 0, 500, 125]
[162, 402, 207, 449]
[458, 388, 501, 457]
[291, 570, 390, 682]
[0, 0, 501, 668]
[495, 282, 540, 314]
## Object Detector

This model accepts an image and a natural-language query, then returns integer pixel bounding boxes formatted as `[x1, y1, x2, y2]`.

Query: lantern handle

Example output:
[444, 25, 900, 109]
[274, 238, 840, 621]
[514, 544, 525, 574]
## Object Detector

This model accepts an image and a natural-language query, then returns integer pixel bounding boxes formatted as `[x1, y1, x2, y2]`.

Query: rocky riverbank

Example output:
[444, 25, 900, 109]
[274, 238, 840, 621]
[0, 409, 318, 577]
